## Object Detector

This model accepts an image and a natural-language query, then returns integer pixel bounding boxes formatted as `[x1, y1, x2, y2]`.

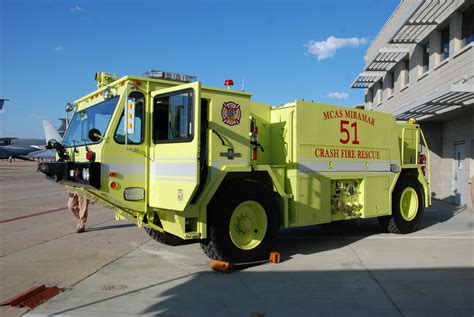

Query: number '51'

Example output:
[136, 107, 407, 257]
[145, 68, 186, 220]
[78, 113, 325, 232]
[340, 120, 360, 145]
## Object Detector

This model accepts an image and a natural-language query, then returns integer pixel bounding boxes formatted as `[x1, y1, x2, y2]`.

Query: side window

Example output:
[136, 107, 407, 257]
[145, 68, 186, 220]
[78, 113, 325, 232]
[153, 90, 193, 143]
[114, 92, 144, 144]
[462, 5, 473, 46]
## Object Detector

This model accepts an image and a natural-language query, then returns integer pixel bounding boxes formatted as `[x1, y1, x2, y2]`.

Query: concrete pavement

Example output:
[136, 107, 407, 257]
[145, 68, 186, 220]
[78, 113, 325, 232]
[28, 203, 474, 316]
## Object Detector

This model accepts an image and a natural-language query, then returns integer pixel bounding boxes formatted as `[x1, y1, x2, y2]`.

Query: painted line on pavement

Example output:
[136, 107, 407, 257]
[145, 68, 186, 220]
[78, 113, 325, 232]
[0, 207, 68, 224]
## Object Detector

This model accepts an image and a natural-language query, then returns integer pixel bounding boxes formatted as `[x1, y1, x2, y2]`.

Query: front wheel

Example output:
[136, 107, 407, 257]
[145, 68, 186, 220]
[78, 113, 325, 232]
[200, 179, 280, 263]
[378, 173, 424, 234]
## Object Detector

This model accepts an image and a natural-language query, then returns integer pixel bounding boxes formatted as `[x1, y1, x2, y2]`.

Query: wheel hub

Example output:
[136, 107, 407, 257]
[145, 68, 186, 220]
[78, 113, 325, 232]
[229, 201, 268, 250]
[400, 187, 419, 221]
[237, 216, 253, 233]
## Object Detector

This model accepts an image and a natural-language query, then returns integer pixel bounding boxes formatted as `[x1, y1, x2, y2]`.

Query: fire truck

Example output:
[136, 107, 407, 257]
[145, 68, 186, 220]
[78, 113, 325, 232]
[39, 71, 431, 263]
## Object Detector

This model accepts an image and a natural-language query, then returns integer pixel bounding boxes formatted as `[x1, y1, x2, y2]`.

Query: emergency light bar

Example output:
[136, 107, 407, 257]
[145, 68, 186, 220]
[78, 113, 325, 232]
[145, 70, 196, 83]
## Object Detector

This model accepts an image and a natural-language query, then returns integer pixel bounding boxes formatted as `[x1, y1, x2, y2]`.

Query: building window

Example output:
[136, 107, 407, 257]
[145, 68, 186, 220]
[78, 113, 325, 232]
[375, 82, 382, 105]
[403, 59, 410, 86]
[422, 42, 430, 73]
[366, 87, 373, 109]
[388, 71, 394, 96]
[462, 5, 474, 46]
[441, 25, 450, 60]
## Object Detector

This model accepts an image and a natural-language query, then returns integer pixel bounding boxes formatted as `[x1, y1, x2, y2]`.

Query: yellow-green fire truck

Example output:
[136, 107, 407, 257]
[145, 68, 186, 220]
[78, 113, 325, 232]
[39, 70, 431, 263]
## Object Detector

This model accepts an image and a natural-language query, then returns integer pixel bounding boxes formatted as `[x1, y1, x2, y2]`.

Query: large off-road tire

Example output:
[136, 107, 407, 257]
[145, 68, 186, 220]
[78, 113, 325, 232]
[144, 227, 192, 246]
[378, 173, 424, 234]
[200, 179, 280, 263]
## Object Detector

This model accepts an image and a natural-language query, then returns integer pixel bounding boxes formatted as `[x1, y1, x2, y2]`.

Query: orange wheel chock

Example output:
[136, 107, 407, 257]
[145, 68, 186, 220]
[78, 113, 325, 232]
[209, 260, 233, 274]
[269, 252, 281, 264]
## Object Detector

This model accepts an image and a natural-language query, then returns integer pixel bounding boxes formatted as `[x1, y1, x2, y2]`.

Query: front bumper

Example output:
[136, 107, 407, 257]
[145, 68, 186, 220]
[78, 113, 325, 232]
[38, 161, 101, 190]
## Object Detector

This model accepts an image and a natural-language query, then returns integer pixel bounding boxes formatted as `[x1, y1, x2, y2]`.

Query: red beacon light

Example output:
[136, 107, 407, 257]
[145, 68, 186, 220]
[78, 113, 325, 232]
[86, 151, 95, 162]
[224, 79, 234, 90]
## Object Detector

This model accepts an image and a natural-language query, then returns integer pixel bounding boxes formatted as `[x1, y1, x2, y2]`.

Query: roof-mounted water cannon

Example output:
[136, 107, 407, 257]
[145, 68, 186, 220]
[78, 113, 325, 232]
[95, 72, 119, 89]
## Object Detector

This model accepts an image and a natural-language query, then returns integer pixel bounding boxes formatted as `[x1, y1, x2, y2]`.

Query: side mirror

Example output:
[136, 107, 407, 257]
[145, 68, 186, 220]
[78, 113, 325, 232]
[88, 129, 103, 142]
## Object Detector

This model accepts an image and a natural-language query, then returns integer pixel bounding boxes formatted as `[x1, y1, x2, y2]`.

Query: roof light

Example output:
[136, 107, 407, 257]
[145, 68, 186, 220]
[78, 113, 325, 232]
[224, 79, 234, 90]
[145, 70, 196, 83]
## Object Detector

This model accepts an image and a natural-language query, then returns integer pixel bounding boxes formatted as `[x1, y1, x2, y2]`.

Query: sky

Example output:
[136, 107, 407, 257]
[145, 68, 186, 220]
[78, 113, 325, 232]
[0, 0, 399, 138]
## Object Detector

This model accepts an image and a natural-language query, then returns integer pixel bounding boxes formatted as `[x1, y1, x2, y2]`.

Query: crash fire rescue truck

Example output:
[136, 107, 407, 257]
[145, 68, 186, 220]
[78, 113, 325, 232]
[39, 70, 431, 263]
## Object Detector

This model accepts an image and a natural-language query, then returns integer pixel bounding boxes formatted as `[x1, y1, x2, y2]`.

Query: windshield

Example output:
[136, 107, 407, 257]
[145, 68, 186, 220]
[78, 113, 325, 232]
[62, 96, 119, 147]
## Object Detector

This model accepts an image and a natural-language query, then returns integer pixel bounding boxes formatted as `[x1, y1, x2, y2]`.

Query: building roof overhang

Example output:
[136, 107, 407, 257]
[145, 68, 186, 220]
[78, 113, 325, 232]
[351, 48, 410, 88]
[351, 0, 466, 89]
[394, 83, 474, 120]
[351, 71, 386, 89]
[391, 0, 462, 44]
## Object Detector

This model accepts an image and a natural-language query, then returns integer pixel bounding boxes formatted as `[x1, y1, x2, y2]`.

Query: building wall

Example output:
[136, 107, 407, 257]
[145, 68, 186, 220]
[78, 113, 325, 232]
[373, 41, 473, 114]
[442, 112, 474, 206]
[365, 0, 419, 64]
[420, 113, 474, 206]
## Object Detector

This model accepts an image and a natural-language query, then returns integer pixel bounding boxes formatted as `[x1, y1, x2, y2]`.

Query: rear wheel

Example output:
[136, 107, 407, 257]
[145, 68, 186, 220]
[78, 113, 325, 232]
[378, 173, 424, 233]
[201, 179, 280, 263]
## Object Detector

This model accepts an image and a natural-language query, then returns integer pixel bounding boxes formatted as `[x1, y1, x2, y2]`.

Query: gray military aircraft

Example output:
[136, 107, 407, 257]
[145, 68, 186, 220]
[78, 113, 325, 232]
[0, 119, 65, 160]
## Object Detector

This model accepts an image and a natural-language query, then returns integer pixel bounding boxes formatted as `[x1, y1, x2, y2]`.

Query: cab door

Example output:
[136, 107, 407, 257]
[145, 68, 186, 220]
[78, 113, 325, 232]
[98, 90, 148, 213]
[149, 82, 201, 211]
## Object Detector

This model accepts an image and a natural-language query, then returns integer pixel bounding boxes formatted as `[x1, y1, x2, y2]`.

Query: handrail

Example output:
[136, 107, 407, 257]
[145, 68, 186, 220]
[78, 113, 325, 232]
[401, 127, 406, 165]
[419, 128, 431, 187]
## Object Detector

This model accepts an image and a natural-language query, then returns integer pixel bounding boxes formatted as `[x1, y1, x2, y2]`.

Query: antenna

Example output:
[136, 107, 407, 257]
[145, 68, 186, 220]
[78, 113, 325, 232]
[241, 76, 245, 92]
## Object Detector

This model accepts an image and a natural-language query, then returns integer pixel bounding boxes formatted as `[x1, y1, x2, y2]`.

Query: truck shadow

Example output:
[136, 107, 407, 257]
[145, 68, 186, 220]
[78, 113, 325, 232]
[46, 267, 473, 316]
[419, 199, 466, 230]
[274, 199, 463, 262]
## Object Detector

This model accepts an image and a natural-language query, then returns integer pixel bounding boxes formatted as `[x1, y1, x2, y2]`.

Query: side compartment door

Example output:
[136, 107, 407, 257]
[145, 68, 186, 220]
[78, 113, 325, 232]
[149, 82, 201, 211]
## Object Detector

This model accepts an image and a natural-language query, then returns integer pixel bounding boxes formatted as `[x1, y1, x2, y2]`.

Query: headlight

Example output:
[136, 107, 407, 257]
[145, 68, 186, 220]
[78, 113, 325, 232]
[124, 187, 145, 201]
[82, 168, 90, 181]
[69, 169, 75, 178]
